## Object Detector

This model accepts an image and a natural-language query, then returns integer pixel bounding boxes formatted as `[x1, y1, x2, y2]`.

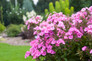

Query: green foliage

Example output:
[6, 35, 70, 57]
[45, 9, 49, 15]
[49, 2, 55, 13]
[70, 0, 92, 12]
[6, 1, 25, 24]
[70, 6, 74, 15]
[0, 0, 25, 26]
[33, 0, 58, 14]
[45, 0, 74, 16]
[11, 0, 23, 7]
[65, 0, 69, 8]
[64, 8, 71, 16]
[0, 6, 3, 23]
[38, 35, 91, 61]
[60, 0, 66, 12]
[55, 1, 61, 13]
[0, 22, 5, 33]
[0, 0, 11, 26]
[6, 24, 23, 37]
[0, 0, 28, 25]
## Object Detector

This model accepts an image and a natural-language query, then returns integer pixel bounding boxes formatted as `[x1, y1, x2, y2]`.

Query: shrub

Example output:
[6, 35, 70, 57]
[6, 24, 23, 37]
[23, 10, 36, 21]
[33, 0, 58, 14]
[45, 9, 49, 15]
[70, 0, 92, 12]
[55, 1, 61, 13]
[0, 0, 11, 26]
[20, 26, 34, 39]
[6, 1, 25, 24]
[25, 6, 92, 61]
[49, 2, 55, 13]
[0, 0, 24, 26]
[0, 6, 3, 23]
[0, 22, 5, 33]
[45, 0, 74, 16]
[21, 11, 43, 39]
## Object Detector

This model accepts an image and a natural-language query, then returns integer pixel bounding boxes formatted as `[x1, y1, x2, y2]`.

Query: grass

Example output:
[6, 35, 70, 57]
[0, 43, 35, 61]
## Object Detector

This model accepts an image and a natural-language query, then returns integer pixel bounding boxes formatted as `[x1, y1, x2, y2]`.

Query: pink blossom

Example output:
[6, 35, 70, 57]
[84, 25, 92, 34]
[27, 24, 30, 30]
[47, 49, 52, 53]
[42, 51, 46, 56]
[25, 51, 30, 58]
[55, 43, 60, 46]
[25, 6, 92, 59]
[81, 8, 86, 12]
[90, 49, 92, 54]
[64, 36, 68, 39]
[69, 35, 73, 39]
[82, 46, 87, 51]
[88, 6, 92, 11]
[51, 50, 56, 54]
[51, 40, 56, 44]
[57, 39, 65, 45]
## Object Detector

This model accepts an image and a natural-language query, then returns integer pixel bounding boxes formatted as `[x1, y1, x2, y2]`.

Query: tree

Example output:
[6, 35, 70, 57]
[0, 0, 11, 26]
[22, 0, 34, 12]
[70, 0, 92, 12]
[33, 0, 58, 14]
[0, 6, 3, 23]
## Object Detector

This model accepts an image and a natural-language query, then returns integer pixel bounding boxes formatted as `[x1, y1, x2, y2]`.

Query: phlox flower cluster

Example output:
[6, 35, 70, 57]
[25, 15, 43, 30]
[84, 25, 92, 34]
[82, 46, 92, 54]
[25, 6, 92, 59]
[23, 10, 43, 30]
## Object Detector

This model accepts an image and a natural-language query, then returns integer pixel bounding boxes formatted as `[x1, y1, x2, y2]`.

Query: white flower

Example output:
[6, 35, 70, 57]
[26, 10, 36, 19]
[26, 12, 29, 15]
[30, 10, 36, 16]
[6, 0, 10, 2]
[20, 11, 22, 13]
[12, 8, 14, 10]
[23, 7, 25, 10]
[10, 12, 12, 14]
[15, 11, 18, 14]
[21, 25, 26, 32]
[23, 15, 27, 22]
[17, 13, 19, 15]
[20, 8, 21, 10]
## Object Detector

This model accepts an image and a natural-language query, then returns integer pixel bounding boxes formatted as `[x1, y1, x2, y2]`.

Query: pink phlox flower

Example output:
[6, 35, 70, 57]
[90, 49, 92, 54]
[25, 51, 30, 58]
[82, 46, 87, 51]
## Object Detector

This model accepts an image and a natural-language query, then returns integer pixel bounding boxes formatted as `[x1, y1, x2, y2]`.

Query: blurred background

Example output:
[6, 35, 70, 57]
[0, 0, 92, 26]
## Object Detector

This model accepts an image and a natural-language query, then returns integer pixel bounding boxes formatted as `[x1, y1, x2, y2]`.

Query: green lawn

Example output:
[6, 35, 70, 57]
[0, 43, 35, 61]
